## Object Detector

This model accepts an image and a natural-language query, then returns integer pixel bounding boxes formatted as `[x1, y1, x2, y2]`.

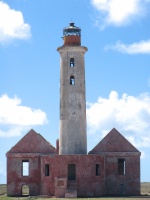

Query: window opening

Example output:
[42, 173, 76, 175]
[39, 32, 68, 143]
[118, 159, 125, 175]
[22, 185, 29, 196]
[45, 164, 50, 176]
[68, 164, 76, 180]
[70, 58, 74, 67]
[96, 164, 100, 176]
[22, 160, 29, 176]
[70, 76, 75, 85]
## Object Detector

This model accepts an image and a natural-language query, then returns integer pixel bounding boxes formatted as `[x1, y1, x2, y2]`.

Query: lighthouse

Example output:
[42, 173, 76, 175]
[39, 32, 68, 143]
[57, 22, 88, 154]
[7, 22, 141, 198]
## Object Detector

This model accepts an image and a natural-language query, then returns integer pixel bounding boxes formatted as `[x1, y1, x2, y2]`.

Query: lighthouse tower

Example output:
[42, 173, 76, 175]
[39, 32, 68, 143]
[57, 22, 88, 155]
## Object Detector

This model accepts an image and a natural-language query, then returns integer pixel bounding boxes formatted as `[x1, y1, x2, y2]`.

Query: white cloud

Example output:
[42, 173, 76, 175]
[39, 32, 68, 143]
[105, 40, 150, 54]
[87, 91, 150, 148]
[0, 1, 31, 44]
[91, 0, 147, 28]
[0, 94, 47, 137]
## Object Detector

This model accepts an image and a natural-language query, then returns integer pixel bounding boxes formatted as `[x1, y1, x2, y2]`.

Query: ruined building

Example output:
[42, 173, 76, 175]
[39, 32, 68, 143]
[7, 23, 141, 197]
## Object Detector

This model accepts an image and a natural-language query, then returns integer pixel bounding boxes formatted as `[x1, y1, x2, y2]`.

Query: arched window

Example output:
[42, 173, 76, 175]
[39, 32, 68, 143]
[70, 58, 74, 67]
[22, 185, 29, 196]
[70, 76, 75, 85]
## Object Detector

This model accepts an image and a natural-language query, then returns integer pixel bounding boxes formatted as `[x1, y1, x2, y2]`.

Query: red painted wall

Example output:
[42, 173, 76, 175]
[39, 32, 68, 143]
[105, 153, 140, 196]
[7, 153, 140, 197]
[40, 155, 105, 197]
[7, 154, 41, 196]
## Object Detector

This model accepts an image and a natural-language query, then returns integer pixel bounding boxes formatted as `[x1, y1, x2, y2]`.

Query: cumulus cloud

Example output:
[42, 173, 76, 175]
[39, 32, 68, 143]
[0, 94, 47, 137]
[0, 1, 31, 44]
[105, 40, 150, 54]
[91, 0, 147, 28]
[87, 91, 150, 148]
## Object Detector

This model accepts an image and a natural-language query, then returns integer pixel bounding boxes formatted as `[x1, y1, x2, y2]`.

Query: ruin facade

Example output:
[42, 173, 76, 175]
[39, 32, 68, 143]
[7, 23, 141, 197]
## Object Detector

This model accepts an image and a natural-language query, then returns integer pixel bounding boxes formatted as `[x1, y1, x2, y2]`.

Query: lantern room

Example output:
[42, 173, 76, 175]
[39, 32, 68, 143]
[63, 22, 81, 45]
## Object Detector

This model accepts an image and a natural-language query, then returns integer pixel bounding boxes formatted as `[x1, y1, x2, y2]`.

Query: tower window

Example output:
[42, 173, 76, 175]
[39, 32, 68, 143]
[70, 58, 74, 67]
[45, 164, 50, 176]
[118, 159, 125, 175]
[22, 160, 29, 176]
[95, 164, 100, 176]
[70, 76, 75, 85]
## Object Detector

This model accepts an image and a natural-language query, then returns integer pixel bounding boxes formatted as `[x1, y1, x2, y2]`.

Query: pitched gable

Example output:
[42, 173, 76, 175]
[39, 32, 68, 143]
[89, 128, 140, 154]
[7, 129, 57, 154]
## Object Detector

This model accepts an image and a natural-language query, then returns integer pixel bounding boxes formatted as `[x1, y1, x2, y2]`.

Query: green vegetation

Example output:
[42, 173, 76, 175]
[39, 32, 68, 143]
[0, 183, 150, 200]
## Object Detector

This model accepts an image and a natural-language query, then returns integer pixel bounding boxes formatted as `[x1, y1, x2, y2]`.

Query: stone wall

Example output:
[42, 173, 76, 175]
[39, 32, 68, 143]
[105, 153, 140, 196]
[40, 154, 105, 197]
[7, 153, 41, 196]
[7, 153, 140, 197]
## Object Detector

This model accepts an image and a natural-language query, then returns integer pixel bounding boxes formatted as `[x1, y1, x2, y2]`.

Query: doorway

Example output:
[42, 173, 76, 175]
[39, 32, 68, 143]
[68, 164, 76, 180]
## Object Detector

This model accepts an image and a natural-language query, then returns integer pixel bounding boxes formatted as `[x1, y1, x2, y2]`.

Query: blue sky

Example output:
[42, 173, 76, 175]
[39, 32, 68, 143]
[0, 0, 150, 184]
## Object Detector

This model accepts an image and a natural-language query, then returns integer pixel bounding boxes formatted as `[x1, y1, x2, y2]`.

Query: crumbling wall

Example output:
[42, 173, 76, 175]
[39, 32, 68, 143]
[7, 153, 41, 196]
[105, 153, 140, 196]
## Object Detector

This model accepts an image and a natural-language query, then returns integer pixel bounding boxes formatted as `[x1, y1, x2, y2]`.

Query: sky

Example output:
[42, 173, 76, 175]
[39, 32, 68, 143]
[0, 0, 150, 184]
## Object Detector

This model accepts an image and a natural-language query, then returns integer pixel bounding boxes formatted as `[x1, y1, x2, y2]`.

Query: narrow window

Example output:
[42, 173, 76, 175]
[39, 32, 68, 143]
[118, 159, 125, 175]
[96, 164, 100, 176]
[70, 76, 75, 85]
[45, 164, 50, 176]
[70, 58, 74, 67]
[22, 160, 29, 176]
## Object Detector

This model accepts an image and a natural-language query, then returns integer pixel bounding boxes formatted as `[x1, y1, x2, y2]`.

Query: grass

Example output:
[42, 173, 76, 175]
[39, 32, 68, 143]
[0, 183, 150, 200]
[0, 185, 7, 196]
[141, 182, 150, 196]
